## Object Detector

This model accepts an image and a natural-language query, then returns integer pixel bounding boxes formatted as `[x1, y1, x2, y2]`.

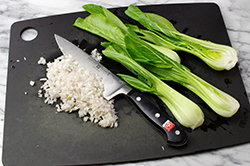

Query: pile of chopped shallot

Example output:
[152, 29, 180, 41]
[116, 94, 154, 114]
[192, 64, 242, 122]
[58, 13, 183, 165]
[38, 55, 118, 128]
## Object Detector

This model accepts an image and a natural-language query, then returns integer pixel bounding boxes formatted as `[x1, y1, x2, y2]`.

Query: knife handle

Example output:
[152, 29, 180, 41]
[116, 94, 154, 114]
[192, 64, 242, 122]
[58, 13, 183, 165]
[127, 90, 188, 146]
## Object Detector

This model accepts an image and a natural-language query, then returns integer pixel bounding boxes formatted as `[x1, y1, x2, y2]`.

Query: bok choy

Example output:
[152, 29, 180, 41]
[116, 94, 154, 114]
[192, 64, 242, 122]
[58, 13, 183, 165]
[102, 42, 204, 129]
[73, 4, 240, 128]
[123, 29, 239, 118]
[74, 4, 181, 63]
[125, 4, 238, 71]
[74, 4, 204, 129]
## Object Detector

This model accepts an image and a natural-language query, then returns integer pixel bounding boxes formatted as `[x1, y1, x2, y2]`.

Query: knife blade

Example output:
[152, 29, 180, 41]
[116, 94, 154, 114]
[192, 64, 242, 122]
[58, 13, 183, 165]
[54, 34, 188, 146]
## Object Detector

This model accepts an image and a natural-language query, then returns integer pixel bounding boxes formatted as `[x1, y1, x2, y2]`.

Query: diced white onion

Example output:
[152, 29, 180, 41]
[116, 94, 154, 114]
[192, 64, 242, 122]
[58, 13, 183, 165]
[39, 55, 118, 128]
[39, 78, 47, 81]
[38, 57, 46, 65]
[30, 80, 35, 86]
[91, 48, 102, 62]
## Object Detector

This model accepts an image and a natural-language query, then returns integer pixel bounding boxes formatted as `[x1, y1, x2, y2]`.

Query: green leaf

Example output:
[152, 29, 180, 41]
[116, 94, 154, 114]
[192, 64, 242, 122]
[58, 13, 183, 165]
[127, 24, 177, 50]
[146, 13, 178, 32]
[117, 74, 153, 93]
[83, 4, 127, 33]
[102, 42, 154, 88]
[82, 4, 105, 15]
[125, 5, 178, 36]
[74, 14, 125, 46]
[124, 4, 142, 21]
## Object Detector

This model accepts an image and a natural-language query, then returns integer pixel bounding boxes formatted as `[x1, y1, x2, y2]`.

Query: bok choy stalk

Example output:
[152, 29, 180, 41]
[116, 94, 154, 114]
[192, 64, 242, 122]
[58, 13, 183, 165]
[125, 4, 238, 71]
[74, 4, 181, 63]
[102, 42, 204, 129]
[123, 29, 240, 118]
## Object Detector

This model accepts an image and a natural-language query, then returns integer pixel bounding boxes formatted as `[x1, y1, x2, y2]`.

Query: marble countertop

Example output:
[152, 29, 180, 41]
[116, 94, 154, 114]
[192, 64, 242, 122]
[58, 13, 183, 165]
[0, 0, 250, 165]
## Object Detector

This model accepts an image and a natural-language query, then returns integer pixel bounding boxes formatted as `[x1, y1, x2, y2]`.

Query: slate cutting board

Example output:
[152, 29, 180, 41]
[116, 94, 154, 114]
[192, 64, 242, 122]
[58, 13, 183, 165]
[3, 3, 250, 166]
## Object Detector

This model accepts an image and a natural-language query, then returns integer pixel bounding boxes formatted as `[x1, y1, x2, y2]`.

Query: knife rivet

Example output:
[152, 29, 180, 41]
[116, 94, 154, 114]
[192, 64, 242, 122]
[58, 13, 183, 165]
[155, 113, 160, 118]
[136, 96, 141, 101]
[175, 130, 180, 135]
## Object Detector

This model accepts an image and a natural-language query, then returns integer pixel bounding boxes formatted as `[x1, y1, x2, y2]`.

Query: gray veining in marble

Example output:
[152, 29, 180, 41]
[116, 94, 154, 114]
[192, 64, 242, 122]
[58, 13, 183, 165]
[0, 0, 250, 165]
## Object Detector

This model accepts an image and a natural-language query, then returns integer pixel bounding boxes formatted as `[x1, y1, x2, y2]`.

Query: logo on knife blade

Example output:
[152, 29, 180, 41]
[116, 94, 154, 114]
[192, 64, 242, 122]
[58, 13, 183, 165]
[95, 64, 101, 70]
[87, 56, 102, 70]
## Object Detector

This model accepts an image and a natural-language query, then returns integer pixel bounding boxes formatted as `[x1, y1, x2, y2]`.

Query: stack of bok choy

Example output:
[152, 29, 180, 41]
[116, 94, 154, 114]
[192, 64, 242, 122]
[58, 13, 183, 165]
[73, 4, 240, 130]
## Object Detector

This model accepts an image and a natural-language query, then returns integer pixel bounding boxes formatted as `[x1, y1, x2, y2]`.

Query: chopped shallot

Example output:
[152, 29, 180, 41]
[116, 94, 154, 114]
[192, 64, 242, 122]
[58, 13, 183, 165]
[38, 57, 46, 65]
[39, 55, 118, 128]
[30, 80, 35, 86]
[91, 48, 102, 62]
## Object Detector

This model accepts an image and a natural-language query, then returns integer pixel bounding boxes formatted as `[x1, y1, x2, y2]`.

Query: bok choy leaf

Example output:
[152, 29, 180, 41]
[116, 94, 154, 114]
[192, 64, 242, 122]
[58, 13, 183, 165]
[74, 14, 125, 46]
[125, 4, 238, 71]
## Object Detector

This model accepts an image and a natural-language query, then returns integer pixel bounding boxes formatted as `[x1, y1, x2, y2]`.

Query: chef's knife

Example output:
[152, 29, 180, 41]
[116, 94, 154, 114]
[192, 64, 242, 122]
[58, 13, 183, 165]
[54, 34, 188, 146]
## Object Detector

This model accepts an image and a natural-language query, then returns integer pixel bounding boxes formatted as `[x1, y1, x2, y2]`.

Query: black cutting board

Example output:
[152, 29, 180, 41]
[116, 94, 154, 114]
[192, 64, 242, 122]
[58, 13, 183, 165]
[3, 3, 250, 166]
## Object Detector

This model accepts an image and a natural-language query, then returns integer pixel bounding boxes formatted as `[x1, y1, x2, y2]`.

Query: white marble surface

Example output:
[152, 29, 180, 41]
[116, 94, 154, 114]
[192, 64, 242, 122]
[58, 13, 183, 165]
[0, 0, 250, 165]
